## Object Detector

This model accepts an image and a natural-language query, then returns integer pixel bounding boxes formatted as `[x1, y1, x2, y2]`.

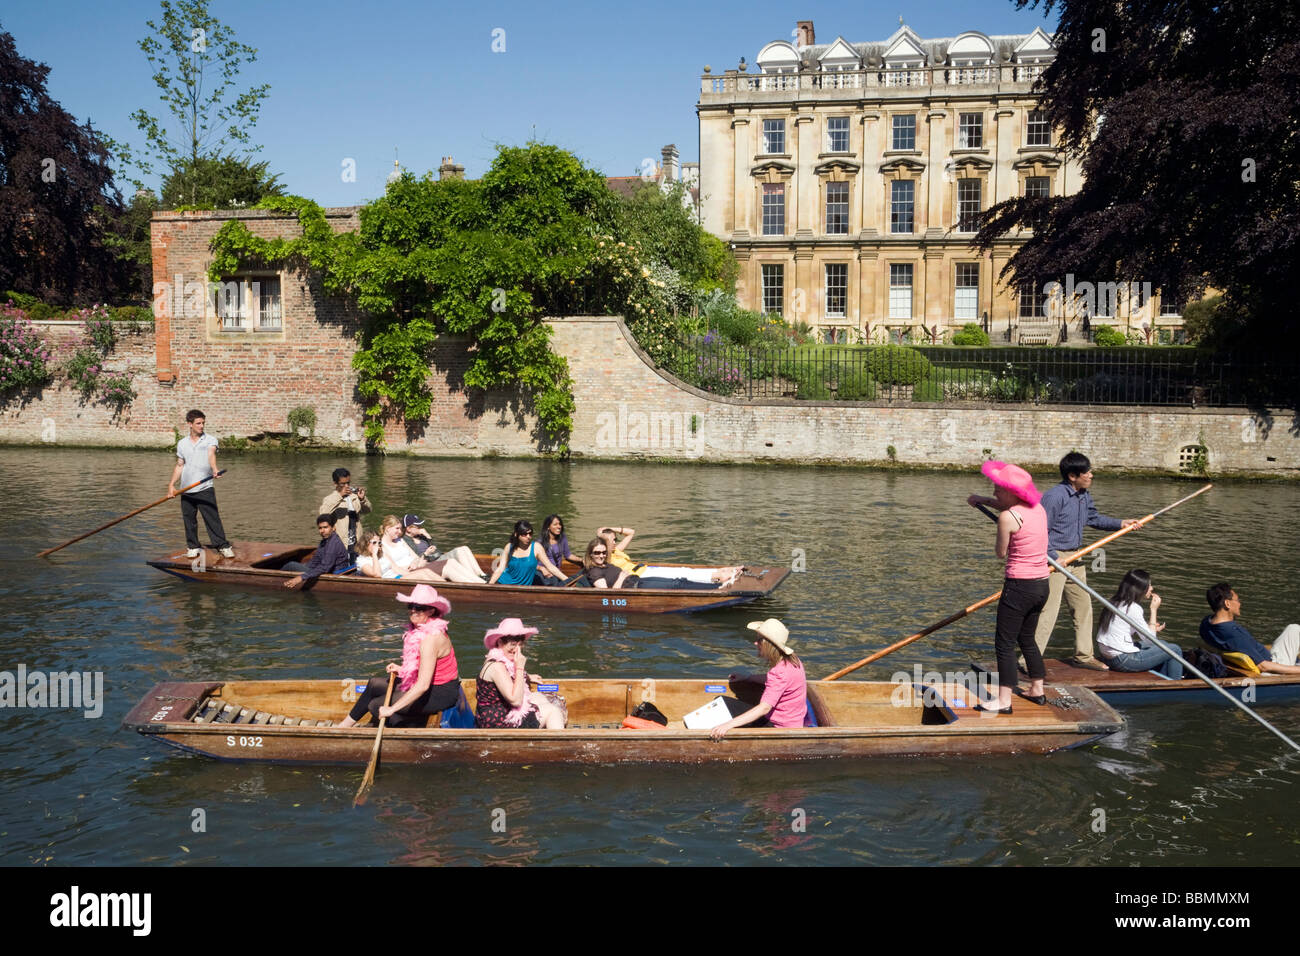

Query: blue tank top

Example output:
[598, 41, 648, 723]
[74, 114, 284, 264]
[499, 546, 538, 586]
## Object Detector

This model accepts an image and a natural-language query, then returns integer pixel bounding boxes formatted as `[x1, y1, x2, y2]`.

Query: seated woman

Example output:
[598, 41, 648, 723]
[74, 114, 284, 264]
[401, 514, 486, 583]
[338, 585, 459, 728]
[710, 618, 807, 740]
[487, 520, 566, 586]
[475, 617, 565, 728]
[583, 537, 638, 588]
[537, 514, 579, 585]
[595, 526, 738, 589]
[356, 524, 443, 583]
[1096, 569, 1185, 679]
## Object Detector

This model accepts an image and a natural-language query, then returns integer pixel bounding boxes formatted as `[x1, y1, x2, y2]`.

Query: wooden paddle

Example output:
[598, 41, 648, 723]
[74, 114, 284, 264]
[37, 469, 228, 558]
[823, 483, 1213, 681]
[353, 673, 395, 807]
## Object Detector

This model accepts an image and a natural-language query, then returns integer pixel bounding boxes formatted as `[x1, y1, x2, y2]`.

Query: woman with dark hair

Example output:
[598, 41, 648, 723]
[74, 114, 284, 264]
[583, 537, 638, 588]
[1096, 569, 1184, 678]
[537, 514, 578, 585]
[487, 519, 566, 586]
[337, 585, 459, 728]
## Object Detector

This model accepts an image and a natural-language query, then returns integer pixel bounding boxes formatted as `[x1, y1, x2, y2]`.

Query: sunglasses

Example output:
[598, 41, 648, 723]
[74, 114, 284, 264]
[591, 549, 607, 555]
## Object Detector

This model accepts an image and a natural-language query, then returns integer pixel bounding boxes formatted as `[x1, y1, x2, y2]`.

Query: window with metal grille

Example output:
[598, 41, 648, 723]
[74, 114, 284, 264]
[1027, 109, 1051, 147]
[1024, 176, 1050, 198]
[954, 264, 979, 320]
[762, 183, 785, 235]
[958, 112, 983, 149]
[762, 264, 784, 315]
[957, 180, 982, 232]
[889, 264, 913, 319]
[827, 116, 850, 152]
[892, 114, 916, 151]
[825, 182, 849, 234]
[825, 264, 847, 317]
[890, 180, 914, 233]
[763, 118, 785, 154]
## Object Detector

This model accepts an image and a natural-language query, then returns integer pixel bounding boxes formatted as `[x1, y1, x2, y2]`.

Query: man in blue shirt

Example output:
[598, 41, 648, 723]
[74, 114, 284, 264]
[282, 515, 351, 590]
[1032, 452, 1138, 669]
[1200, 583, 1300, 674]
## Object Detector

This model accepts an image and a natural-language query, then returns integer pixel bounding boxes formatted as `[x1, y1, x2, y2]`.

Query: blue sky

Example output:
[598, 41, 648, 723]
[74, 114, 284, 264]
[4, 0, 1057, 206]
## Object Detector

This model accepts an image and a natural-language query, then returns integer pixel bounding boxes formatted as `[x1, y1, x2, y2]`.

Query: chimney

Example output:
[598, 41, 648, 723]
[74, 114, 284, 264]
[796, 20, 815, 48]
[660, 144, 680, 184]
[438, 156, 465, 181]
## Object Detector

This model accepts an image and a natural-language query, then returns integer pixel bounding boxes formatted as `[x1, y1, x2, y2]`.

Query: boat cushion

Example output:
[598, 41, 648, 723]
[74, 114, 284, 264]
[1219, 651, 1261, 676]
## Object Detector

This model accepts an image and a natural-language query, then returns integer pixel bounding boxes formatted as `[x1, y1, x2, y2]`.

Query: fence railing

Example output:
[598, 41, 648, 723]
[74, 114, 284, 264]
[661, 337, 1295, 408]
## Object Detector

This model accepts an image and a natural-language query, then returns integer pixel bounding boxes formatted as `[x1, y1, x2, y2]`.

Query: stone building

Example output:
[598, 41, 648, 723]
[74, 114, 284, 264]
[697, 20, 1187, 344]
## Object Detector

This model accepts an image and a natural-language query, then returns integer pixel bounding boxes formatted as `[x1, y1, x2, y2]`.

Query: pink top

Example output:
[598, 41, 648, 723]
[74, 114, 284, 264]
[399, 618, 457, 692]
[1004, 503, 1049, 580]
[760, 658, 808, 728]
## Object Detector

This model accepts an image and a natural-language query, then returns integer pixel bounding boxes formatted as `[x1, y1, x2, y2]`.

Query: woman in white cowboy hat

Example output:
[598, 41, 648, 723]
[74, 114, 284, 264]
[710, 618, 807, 740]
[337, 584, 459, 728]
[475, 618, 566, 729]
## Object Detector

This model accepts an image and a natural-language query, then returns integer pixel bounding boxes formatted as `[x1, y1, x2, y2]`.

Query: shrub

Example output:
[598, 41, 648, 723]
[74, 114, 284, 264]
[834, 367, 876, 400]
[82, 306, 117, 353]
[112, 305, 155, 326]
[1093, 326, 1126, 347]
[99, 374, 136, 409]
[795, 376, 831, 400]
[288, 405, 317, 439]
[951, 323, 990, 347]
[1180, 295, 1223, 345]
[867, 344, 932, 385]
[912, 379, 945, 402]
[65, 347, 103, 399]
[0, 305, 54, 394]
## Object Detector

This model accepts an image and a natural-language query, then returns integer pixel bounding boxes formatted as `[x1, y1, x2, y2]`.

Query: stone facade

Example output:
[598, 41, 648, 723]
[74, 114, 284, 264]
[697, 21, 1188, 344]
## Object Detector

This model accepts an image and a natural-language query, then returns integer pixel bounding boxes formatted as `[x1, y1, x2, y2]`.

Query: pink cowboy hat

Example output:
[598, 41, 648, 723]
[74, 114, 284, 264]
[483, 617, 539, 650]
[981, 460, 1041, 506]
[395, 584, 451, 616]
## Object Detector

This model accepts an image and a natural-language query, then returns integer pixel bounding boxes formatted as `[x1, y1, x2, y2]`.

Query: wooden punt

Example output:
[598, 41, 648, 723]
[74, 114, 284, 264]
[975, 658, 1300, 704]
[122, 676, 1124, 764]
[146, 540, 789, 614]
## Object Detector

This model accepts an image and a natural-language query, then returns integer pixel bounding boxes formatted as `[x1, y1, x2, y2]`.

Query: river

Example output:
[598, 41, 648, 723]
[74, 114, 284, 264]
[1, 447, 1297, 865]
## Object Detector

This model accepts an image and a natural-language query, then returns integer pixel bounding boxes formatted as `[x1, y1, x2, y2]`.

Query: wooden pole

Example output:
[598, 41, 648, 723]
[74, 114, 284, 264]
[37, 469, 228, 558]
[823, 484, 1213, 681]
[353, 673, 396, 807]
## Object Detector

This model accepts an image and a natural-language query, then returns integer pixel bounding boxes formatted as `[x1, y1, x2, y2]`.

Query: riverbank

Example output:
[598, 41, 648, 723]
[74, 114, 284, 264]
[2, 316, 1296, 476]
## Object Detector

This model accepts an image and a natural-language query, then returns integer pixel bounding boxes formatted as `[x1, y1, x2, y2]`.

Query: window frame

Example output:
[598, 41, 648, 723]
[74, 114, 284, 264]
[762, 183, 786, 236]
[890, 180, 915, 234]
[1026, 109, 1051, 147]
[954, 263, 979, 321]
[956, 179, 982, 233]
[889, 263, 913, 320]
[825, 181, 849, 235]
[957, 112, 983, 149]
[761, 264, 785, 316]
[824, 263, 848, 318]
[826, 116, 851, 153]
[762, 118, 786, 154]
[891, 114, 916, 151]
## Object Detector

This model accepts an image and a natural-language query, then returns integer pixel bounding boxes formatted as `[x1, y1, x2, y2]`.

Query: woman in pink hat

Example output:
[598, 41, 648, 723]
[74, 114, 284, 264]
[968, 461, 1049, 714]
[474, 618, 566, 728]
[337, 584, 460, 728]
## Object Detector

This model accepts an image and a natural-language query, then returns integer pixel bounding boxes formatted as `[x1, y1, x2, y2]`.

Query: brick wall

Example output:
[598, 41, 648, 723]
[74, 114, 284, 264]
[1, 209, 1294, 474]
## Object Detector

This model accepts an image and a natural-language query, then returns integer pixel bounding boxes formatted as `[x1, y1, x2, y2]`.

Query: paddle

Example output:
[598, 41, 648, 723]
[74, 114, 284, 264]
[823, 483, 1213, 681]
[37, 470, 229, 558]
[970, 500, 1300, 754]
[353, 673, 396, 807]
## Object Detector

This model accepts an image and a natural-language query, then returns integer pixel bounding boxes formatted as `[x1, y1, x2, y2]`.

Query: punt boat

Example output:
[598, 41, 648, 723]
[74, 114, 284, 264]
[146, 540, 789, 614]
[123, 676, 1124, 764]
[975, 658, 1300, 704]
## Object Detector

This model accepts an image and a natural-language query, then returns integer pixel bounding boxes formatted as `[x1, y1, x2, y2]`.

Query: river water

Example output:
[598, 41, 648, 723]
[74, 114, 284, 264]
[1, 447, 1297, 865]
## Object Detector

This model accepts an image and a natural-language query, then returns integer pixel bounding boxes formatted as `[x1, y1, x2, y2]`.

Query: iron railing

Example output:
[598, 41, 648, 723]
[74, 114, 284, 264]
[661, 337, 1295, 408]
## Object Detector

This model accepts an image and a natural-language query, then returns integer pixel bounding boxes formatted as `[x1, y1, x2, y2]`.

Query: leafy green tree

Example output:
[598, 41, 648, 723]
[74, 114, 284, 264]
[976, 0, 1300, 350]
[116, 0, 270, 204]
[616, 180, 736, 291]
[160, 154, 283, 209]
[102, 188, 159, 303]
[0, 29, 123, 305]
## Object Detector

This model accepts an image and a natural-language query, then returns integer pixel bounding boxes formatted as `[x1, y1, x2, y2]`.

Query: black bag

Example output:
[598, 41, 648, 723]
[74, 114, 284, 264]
[1186, 647, 1228, 679]
[630, 701, 668, 725]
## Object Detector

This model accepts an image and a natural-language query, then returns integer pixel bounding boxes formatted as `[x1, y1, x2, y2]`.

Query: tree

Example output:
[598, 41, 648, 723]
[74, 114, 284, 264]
[615, 180, 736, 291]
[976, 0, 1300, 349]
[117, 0, 270, 204]
[0, 29, 123, 305]
[160, 154, 283, 208]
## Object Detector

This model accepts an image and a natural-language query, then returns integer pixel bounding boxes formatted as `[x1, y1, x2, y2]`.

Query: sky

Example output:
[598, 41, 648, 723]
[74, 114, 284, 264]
[4, 0, 1059, 207]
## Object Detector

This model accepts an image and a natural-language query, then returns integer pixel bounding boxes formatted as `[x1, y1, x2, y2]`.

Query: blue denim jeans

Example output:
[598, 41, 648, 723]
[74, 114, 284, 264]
[1106, 642, 1185, 679]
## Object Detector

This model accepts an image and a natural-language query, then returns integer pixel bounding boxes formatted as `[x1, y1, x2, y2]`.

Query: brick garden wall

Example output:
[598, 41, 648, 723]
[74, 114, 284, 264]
[1, 209, 1294, 474]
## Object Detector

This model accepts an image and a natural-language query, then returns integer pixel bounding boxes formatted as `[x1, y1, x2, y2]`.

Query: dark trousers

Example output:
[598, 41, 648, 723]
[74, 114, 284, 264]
[348, 676, 460, 727]
[181, 488, 229, 550]
[996, 577, 1050, 690]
